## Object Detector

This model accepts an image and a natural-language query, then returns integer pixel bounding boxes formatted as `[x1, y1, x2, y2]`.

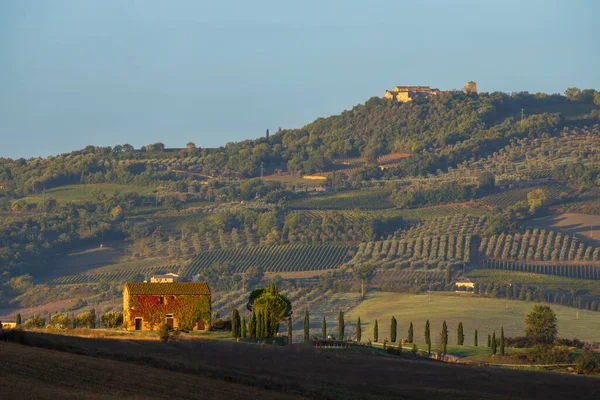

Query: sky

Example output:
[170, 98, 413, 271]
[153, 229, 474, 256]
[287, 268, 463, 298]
[1, 0, 599, 159]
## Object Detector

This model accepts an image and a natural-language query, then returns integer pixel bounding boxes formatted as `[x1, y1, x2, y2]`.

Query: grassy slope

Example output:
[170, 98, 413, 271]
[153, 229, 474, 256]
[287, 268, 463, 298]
[5, 331, 600, 400]
[527, 213, 600, 246]
[345, 292, 600, 344]
[23, 183, 156, 204]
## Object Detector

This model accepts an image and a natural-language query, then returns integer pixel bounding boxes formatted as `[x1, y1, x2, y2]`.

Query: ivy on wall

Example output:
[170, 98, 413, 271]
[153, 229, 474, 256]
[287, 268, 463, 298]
[128, 294, 211, 330]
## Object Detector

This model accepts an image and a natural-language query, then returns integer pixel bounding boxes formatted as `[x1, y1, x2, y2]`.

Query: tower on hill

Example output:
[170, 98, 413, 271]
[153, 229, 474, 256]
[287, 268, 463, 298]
[465, 81, 478, 94]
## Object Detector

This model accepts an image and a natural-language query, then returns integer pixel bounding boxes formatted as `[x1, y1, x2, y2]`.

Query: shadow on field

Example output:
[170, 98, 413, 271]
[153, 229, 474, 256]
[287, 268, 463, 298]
[1, 330, 599, 400]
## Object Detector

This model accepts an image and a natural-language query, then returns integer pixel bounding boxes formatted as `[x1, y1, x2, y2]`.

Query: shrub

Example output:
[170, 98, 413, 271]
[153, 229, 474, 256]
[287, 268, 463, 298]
[575, 351, 600, 374]
[23, 315, 46, 329]
[102, 312, 123, 328]
[526, 344, 572, 364]
[159, 323, 177, 343]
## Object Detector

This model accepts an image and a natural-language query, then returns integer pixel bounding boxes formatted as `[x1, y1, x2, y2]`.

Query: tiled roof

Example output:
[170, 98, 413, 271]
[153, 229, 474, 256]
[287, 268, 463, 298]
[124, 282, 211, 295]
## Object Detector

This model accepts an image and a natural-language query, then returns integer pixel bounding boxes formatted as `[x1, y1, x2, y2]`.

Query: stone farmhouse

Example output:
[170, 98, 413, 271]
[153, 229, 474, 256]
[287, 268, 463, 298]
[384, 81, 477, 102]
[123, 282, 211, 331]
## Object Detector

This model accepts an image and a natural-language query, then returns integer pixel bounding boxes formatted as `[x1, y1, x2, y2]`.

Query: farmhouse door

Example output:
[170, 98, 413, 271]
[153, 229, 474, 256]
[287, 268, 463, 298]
[135, 318, 142, 330]
[196, 318, 205, 331]
[166, 317, 174, 328]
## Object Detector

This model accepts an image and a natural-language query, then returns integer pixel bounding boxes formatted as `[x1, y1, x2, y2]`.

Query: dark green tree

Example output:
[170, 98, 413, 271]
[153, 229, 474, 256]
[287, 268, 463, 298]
[390, 316, 397, 343]
[356, 317, 362, 342]
[249, 310, 257, 338]
[321, 316, 327, 338]
[247, 283, 292, 335]
[524, 305, 558, 345]
[500, 327, 505, 356]
[474, 329, 478, 347]
[457, 322, 464, 345]
[374, 319, 379, 342]
[89, 308, 96, 329]
[241, 316, 247, 339]
[487, 333, 491, 348]
[287, 316, 292, 344]
[491, 331, 497, 355]
[423, 320, 429, 346]
[338, 311, 345, 341]
[409, 321, 414, 343]
[441, 321, 448, 356]
[231, 309, 240, 338]
[353, 265, 376, 299]
[303, 310, 310, 343]
[16, 313, 22, 326]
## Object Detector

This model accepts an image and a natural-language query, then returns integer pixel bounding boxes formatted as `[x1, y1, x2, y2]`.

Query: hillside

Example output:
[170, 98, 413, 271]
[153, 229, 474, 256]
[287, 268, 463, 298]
[2, 88, 600, 327]
[2, 332, 600, 399]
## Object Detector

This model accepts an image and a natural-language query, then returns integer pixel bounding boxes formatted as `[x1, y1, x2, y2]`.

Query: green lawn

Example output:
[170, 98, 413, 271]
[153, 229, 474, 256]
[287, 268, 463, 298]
[345, 292, 600, 344]
[25, 184, 156, 204]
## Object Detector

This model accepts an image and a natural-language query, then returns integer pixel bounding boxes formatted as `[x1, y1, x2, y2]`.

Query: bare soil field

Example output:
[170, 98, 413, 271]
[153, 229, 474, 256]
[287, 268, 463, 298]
[2, 330, 600, 399]
[49, 241, 126, 277]
[0, 341, 297, 400]
[528, 213, 600, 246]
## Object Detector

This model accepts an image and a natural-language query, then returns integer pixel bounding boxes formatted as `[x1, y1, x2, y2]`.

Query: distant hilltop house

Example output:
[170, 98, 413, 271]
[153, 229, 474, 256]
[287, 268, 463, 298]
[149, 273, 179, 283]
[384, 82, 477, 102]
[123, 282, 211, 331]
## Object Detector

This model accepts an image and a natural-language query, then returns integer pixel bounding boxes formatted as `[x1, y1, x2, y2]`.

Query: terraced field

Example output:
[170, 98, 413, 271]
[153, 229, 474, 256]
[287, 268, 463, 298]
[479, 184, 570, 209]
[183, 244, 354, 275]
[288, 188, 394, 210]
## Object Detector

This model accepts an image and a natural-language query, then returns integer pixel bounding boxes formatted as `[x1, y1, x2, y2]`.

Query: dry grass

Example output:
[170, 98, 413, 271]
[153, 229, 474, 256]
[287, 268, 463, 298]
[528, 213, 600, 246]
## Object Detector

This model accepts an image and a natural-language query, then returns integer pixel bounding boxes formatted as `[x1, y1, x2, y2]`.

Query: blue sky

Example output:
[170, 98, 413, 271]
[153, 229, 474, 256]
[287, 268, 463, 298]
[1, 0, 598, 158]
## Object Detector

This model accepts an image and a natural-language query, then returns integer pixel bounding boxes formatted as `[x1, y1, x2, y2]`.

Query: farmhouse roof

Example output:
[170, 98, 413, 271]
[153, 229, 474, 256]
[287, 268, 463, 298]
[124, 282, 211, 295]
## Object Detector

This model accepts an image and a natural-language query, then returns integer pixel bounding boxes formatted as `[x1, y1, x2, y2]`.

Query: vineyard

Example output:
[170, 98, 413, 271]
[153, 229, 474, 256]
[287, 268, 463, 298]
[288, 188, 394, 210]
[481, 259, 600, 280]
[479, 229, 600, 262]
[350, 235, 471, 265]
[52, 264, 176, 285]
[371, 269, 445, 285]
[183, 244, 354, 275]
[479, 184, 570, 209]
[402, 215, 488, 237]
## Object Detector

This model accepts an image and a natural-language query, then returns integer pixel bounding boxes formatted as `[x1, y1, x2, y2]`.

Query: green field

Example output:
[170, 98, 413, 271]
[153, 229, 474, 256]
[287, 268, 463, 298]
[345, 292, 600, 344]
[24, 184, 156, 204]
[288, 188, 394, 210]
[467, 269, 600, 294]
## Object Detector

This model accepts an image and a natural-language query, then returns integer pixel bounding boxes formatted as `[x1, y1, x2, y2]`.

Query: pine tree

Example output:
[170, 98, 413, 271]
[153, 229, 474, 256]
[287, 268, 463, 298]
[321, 316, 327, 338]
[356, 317, 362, 342]
[441, 321, 448, 356]
[390, 316, 397, 343]
[457, 322, 464, 345]
[241, 316, 247, 339]
[338, 311, 345, 341]
[487, 333, 491, 347]
[249, 311, 257, 338]
[303, 310, 310, 343]
[491, 331, 497, 355]
[16, 313, 22, 326]
[424, 320, 429, 346]
[500, 327, 505, 356]
[474, 330, 478, 347]
[409, 321, 414, 343]
[374, 319, 379, 342]
[287, 316, 292, 344]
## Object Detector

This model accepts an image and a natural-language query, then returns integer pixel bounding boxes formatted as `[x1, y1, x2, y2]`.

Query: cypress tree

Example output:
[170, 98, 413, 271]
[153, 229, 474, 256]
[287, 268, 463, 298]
[487, 333, 491, 347]
[491, 331, 497, 355]
[257, 311, 264, 338]
[390, 316, 397, 343]
[89, 308, 96, 329]
[441, 320, 448, 356]
[338, 311, 345, 341]
[500, 327, 505, 356]
[428, 340, 431, 355]
[374, 319, 379, 342]
[356, 317, 362, 342]
[72, 313, 76, 329]
[409, 321, 414, 343]
[249, 311, 256, 338]
[424, 320, 429, 346]
[303, 310, 310, 343]
[321, 316, 327, 338]
[16, 313, 22, 326]
[241, 316, 247, 339]
[265, 310, 271, 337]
[287, 316, 293, 344]
[474, 329, 478, 347]
[231, 309, 239, 338]
[457, 322, 464, 345]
